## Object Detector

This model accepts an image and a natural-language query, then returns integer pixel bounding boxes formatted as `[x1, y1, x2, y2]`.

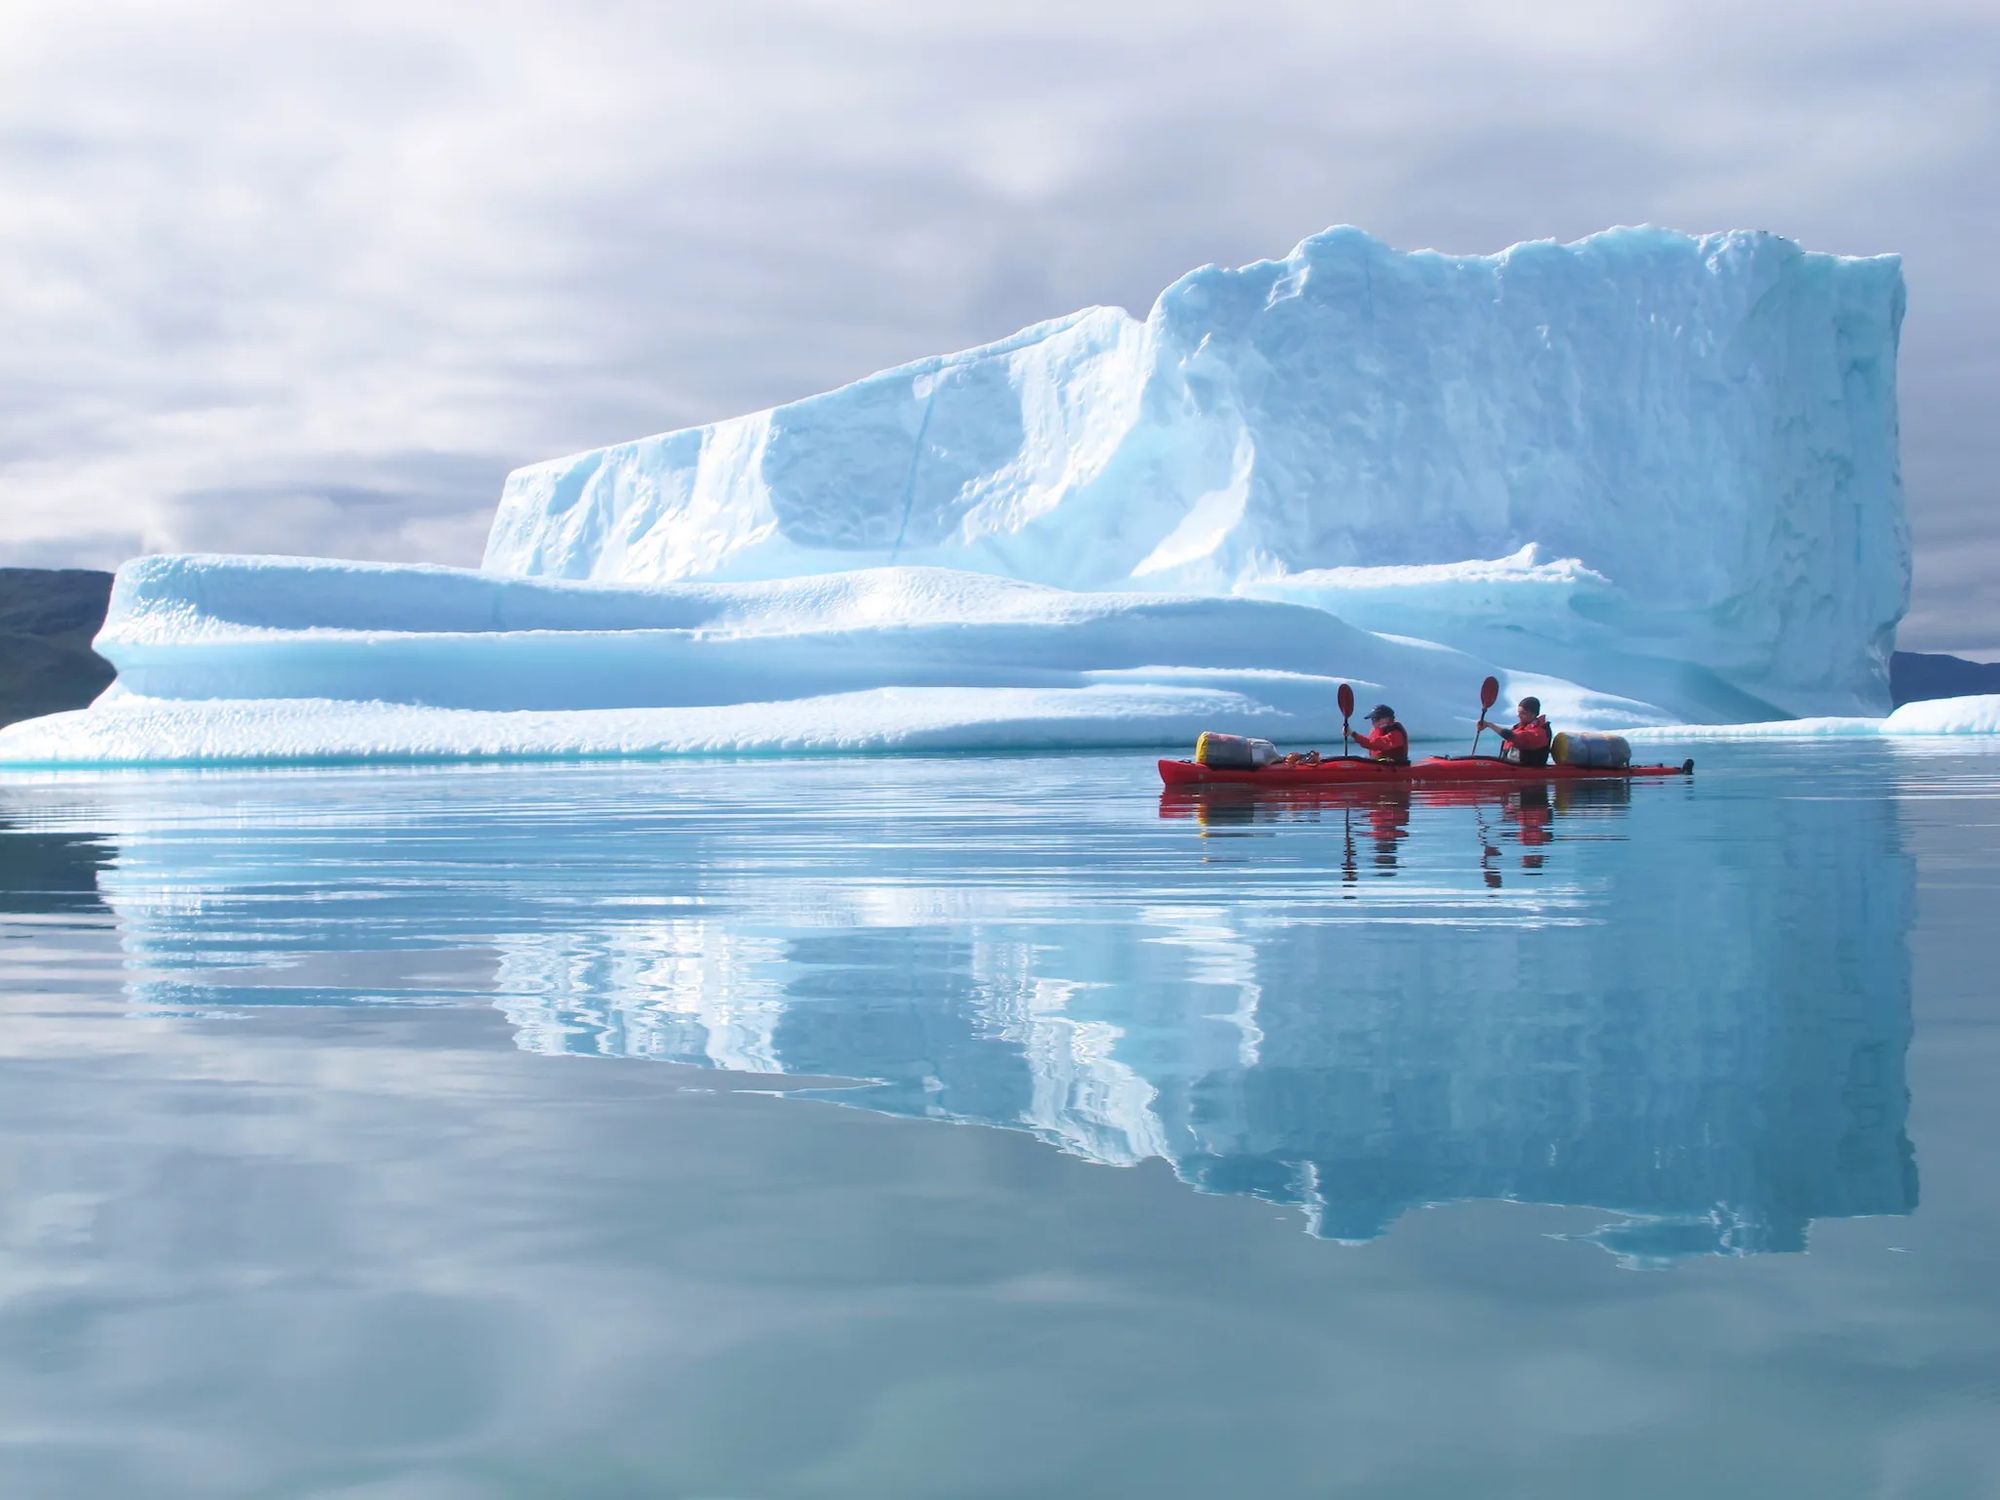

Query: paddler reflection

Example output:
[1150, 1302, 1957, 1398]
[1476, 778, 1629, 886]
[1359, 787, 1412, 876]
[1159, 774, 1631, 886]
[1157, 785, 1416, 882]
[1480, 786, 1551, 885]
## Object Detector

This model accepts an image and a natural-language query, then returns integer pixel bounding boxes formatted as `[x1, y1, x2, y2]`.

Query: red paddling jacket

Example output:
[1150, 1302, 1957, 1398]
[1495, 715, 1553, 767]
[1352, 720, 1410, 764]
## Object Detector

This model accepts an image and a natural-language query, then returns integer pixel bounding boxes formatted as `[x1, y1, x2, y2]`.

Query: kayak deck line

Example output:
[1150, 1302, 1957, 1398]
[1157, 754, 1695, 789]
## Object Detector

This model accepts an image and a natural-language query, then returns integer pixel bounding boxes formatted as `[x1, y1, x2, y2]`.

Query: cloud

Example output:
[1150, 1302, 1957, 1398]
[0, 0, 1994, 649]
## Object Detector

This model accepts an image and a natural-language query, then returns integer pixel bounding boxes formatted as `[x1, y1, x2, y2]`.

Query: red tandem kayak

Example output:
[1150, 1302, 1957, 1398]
[1158, 754, 1694, 789]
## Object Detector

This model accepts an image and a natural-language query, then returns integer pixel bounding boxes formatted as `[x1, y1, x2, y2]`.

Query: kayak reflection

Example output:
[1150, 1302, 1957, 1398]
[1158, 777, 1633, 887]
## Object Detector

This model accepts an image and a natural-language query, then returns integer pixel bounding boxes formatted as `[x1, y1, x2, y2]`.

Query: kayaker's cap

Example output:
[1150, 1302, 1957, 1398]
[1518, 696, 1542, 716]
[1368, 704, 1395, 722]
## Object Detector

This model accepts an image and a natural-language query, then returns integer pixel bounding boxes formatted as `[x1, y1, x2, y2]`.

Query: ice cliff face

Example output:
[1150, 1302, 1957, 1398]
[488, 226, 1908, 717]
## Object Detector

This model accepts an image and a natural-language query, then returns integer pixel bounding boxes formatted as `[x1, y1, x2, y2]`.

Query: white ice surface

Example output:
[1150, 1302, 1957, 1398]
[1887, 695, 2000, 734]
[488, 225, 1908, 719]
[1622, 695, 2000, 739]
[0, 554, 1674, 767]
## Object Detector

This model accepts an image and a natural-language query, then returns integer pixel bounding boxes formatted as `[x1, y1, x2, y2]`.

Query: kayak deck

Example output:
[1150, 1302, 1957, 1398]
[1158, 754, 1693, 789]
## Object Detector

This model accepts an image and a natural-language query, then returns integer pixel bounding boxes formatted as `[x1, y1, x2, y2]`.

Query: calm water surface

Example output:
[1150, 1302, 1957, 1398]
[1, 743, 1996, 1498]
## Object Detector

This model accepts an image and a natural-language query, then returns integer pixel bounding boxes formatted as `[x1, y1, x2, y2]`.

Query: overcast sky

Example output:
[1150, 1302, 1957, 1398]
[2, 0, 1995, 651]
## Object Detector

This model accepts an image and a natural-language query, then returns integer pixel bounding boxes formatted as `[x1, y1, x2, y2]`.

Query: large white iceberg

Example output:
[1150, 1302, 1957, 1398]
[490, 225, 1908, 719]
[0, 225, 1928, 767]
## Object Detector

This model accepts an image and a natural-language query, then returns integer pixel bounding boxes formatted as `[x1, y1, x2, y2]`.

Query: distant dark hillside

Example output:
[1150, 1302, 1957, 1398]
[0, 568, 117, 728]
[1891, 651, 2000, 708]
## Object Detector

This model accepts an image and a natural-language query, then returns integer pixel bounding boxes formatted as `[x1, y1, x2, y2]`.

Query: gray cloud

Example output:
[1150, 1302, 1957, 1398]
[1, 0, 1994, 650]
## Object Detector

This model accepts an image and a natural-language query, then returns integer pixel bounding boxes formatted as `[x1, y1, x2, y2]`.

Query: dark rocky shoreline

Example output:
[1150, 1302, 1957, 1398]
[0, 569, 116, 729]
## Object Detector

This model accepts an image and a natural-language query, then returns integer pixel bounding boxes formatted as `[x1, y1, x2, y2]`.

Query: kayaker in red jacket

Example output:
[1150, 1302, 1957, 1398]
[1351, 705, 1411, 764]
[1480, 696, 1553, 767]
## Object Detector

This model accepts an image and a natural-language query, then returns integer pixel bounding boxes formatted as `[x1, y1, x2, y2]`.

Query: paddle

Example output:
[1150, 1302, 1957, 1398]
[1338, 682, 1355, 758]
[1470, 675, 1499, 755]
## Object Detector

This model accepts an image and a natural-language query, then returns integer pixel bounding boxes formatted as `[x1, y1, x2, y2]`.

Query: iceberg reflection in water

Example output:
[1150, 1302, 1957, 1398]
[75, 751, 1914, 1261]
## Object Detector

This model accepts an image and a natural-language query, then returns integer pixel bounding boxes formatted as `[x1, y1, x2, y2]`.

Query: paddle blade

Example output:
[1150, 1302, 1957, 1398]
[1479, 675, 1500, 711]
[1337, 682, 1355, 717]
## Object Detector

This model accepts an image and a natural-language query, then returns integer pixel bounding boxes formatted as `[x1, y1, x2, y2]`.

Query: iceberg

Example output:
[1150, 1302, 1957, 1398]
[490, 225, 1908, 720]
[0, 554, 1665, 766]
[1888, 695, 2000, 734]
[1625, 694, 2000, 740]
[0, 224, 1937, 768]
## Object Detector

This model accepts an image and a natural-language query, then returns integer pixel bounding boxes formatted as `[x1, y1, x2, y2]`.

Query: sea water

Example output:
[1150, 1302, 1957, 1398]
[1, 742, 1995, 1497]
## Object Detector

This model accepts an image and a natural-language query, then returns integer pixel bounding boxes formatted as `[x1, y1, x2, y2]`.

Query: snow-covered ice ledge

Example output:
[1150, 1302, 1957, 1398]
[0, 554, 1668, 767]
[1624, 696, 2000, 739]
[2, 552, 1985, 769]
